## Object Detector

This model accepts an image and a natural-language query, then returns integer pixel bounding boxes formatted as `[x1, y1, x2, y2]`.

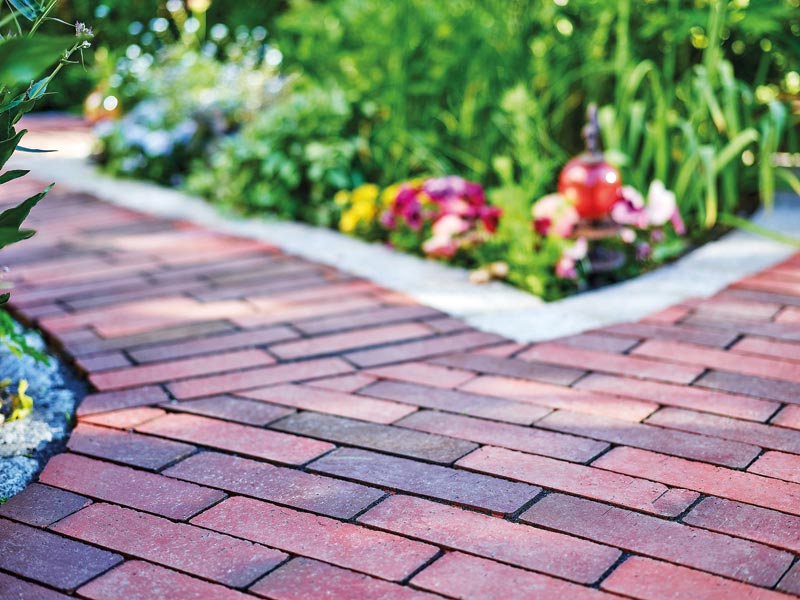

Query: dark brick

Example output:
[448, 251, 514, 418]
[0, 519, 121, 591]
[360, 380, 550, 425]
[696, 370, 800, 404]
[0, 483, 90, 527]
[433, 352, 584, 386]
[0, 571, 71, 600]
[164, 451, 383, 519]
[309, 447, 538, 514]
[165, 395, 295, 426]
[77, 385, 170, 417]
[271, 412, 477, 464]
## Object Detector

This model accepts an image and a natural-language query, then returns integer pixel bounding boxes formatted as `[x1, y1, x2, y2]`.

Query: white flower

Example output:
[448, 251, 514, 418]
[646, 180, 677, 227]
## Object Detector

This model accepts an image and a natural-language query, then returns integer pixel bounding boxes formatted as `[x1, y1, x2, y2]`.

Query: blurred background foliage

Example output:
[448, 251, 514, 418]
[41, 0, 800, 298]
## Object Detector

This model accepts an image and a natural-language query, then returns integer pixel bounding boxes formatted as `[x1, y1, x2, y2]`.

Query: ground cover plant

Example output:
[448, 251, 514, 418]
[93, 0, 799, 300]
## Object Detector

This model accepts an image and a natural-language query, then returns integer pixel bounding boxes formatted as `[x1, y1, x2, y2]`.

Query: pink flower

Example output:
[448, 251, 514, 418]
[532, 194, 579, 238]
[432, 214, 469, 237]
[611, 186, 649, 228]
[423, 235, 459, 258]
[555, 257, 577, 279]
[564, 237, 588, 261]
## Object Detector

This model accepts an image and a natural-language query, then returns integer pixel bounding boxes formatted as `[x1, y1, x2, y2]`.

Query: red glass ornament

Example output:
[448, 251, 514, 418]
[557, 104, 621, 220]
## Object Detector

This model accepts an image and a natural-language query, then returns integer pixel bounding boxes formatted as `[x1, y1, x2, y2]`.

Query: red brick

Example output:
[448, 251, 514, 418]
[0, 519, 121, 591]
[167, 357, 354, 399]
[538, 409, 760, 468]
[593, 447, 800, 516]
[309, 373, 377, 393]
[237, 383, 417, 424]
[80, 406, 165, 429]
[0, 571, 71, 600]
[247, 279, 381, 308]
[75, 352, 131, 373]
[458, 446, 697, 517]
[90, 349, 274, 391]
[365, 361, 476, 389]
[77, 386, 169, 416]
[601, 556, 793, 600]
[633, 339, 800, 384]
[398, 410, 607, 462]
[164, 451, 383, 519]
[167, 395, 294, 426]
[697, 370, 800, 405]
[779, 562, 800, 595]
[271, 412, 477, 464]
[520, 493, 793, 586]
[233, 296, 381, 328]
[294, 305, 439, 336]
[137, 413, 333, 465]
[39, 454, 224, 519]
[52, 503, 285, 586]
[683, 497, 800, 553]
[279, 324, 436, 360]
[129, 325, 298, 363]
[67, 423, 195, 470]
[411, 552, 618, 600]
[576, 373, 779, 422]
[773, 405, 800, 430]
[310, 447, 538, 514]
[646, 408, 800, 454]
[748, 451, 800, 484]
[346, 331, 505, 368]
[641, 305, 691, 324]
[519, 343, 704, 384]
[433, 352, 584, 385]
[733, 336, 800, 362]
[358, 494, 621, 584]
[77, 560, 249, 600]
[192, 496, 438, 581]
[361, 380, 550, 425]
[251, 557, 438, 600]
[777, 306, 800, 323]
[596, 321, 738, 348]
[733, 275, 800, 296]
[461, 375, 657, 422]
[693, 299, 783, 321]
[0, 484, 90, 527]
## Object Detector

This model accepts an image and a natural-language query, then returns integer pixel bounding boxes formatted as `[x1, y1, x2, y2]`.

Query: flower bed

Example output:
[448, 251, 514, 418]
[91, 0, 799, 300]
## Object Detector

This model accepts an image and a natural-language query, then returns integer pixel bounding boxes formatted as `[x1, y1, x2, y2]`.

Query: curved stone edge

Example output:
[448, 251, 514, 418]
[12, 151, 799, 342]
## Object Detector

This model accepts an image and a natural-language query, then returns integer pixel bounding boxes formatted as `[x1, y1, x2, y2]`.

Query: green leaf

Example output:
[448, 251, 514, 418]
[0, 184, 50, 230]
[0, 35, 72, 90]
[0, 169, 28, 184]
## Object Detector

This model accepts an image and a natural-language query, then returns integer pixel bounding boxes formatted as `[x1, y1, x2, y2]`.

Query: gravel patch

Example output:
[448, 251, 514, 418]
[0, 322, 86, 500]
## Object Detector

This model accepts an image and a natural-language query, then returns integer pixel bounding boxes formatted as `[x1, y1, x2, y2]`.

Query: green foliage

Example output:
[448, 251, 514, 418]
[185, 84, 364, 226]
[0, 0, 89, 361]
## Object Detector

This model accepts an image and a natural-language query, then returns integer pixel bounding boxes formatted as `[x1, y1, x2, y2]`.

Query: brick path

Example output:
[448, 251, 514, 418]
[1, 173, 800, 599]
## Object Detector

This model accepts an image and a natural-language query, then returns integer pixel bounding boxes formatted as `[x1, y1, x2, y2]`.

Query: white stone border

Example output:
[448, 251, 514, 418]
[12, 147, 799, 342]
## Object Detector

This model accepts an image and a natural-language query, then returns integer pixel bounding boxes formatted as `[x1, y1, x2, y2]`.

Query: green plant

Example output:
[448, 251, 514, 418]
[0, 0, 90, 360]
[185, 83, 364, 225]
[598, 0, 799, 230]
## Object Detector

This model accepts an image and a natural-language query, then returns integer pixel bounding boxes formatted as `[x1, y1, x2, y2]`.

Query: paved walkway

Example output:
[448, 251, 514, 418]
[1, 173, 800, 599]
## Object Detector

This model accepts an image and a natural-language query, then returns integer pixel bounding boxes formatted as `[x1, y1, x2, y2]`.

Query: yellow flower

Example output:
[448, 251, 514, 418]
[8, 379, 33, 422]
[352, 184, 379, 207]
[339, 209, 360, 234]
[380, 183, 402, 207]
